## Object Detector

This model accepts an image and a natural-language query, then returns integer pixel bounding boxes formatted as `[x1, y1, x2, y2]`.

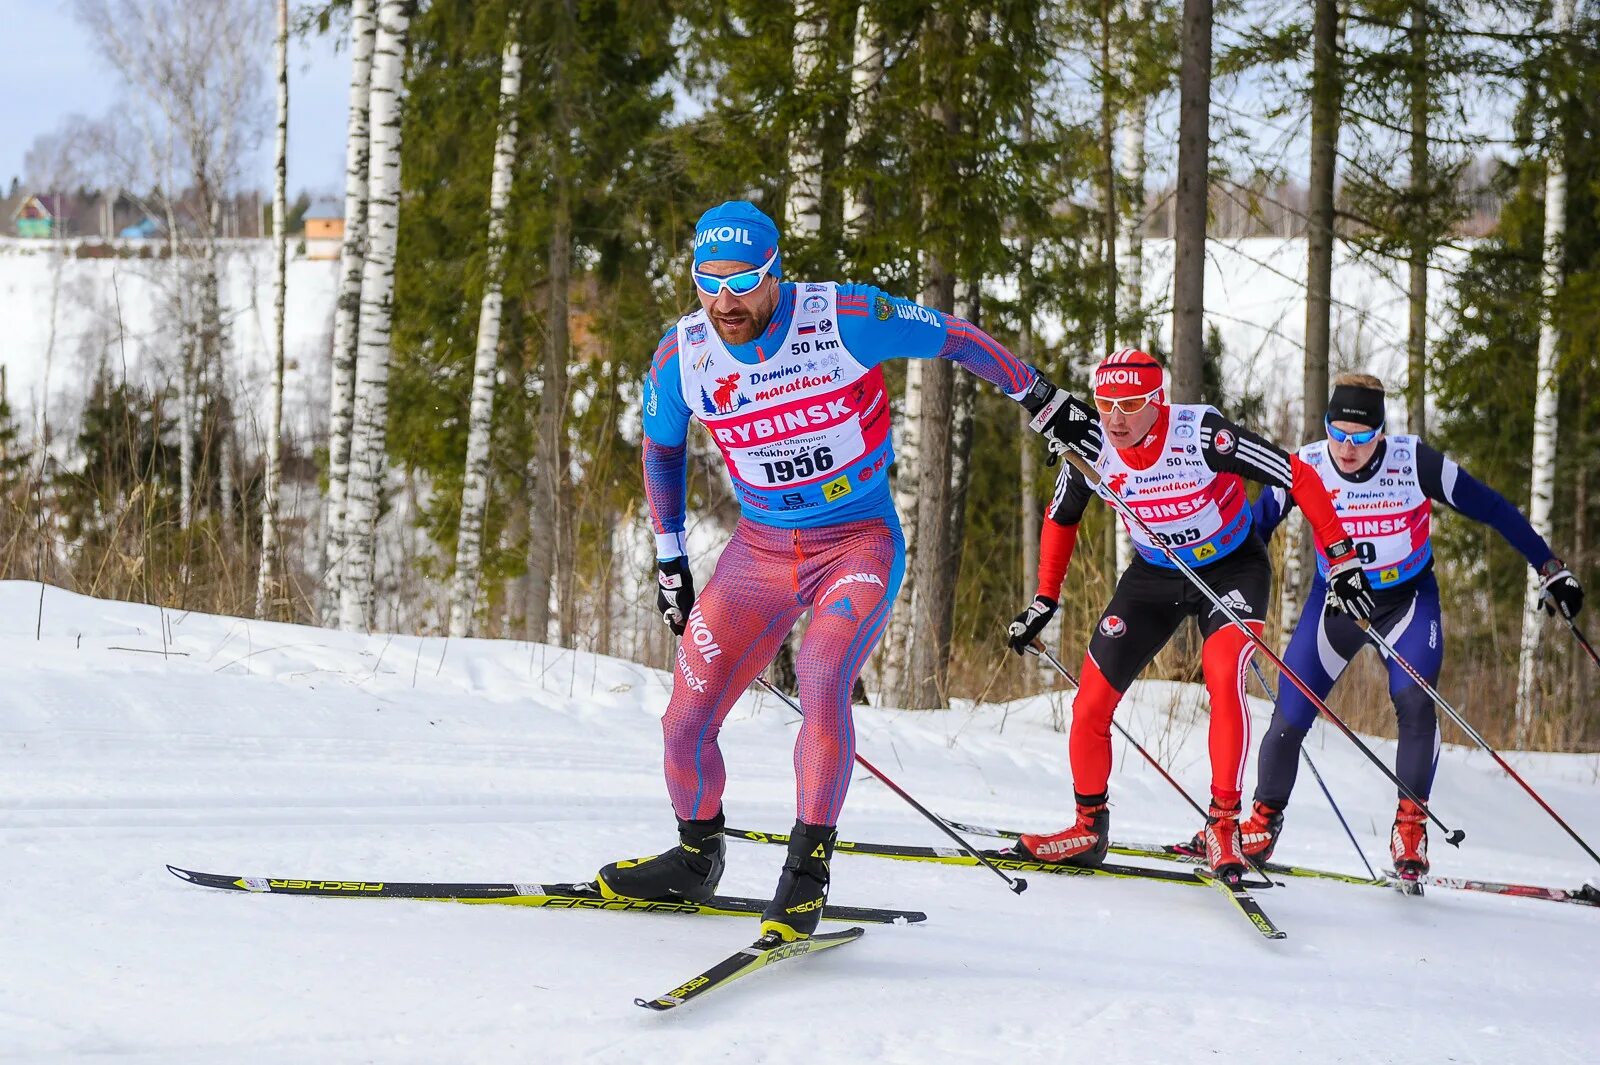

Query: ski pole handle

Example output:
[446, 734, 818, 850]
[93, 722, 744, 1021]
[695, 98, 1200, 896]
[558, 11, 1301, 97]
[1064, 451, 1102, 485]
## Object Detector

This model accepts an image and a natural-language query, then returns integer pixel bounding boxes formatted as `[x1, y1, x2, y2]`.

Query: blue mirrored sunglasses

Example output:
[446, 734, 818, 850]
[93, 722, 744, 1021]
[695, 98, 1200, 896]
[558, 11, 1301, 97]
[692, 250, 778, 297]
[1325, 416, 1383, 445]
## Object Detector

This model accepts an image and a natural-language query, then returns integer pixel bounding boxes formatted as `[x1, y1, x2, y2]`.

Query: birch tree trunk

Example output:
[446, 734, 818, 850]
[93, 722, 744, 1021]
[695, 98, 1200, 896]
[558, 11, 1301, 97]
[788, 1, 826, 240]
[1170, 0, 1211, 402]
[1516, 0, 1574, 735]
[323, 0, 376, 623]
[257, 0, 288, 619]
[338, 0, 409, 633]
[844, 2, 883, 232]
[448, 30, 523, 639]
[1406, 0, 1429, 435]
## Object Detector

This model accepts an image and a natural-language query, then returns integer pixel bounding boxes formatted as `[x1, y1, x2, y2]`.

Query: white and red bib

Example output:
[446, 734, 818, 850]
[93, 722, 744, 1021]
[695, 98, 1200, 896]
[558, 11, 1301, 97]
[1094, 404, 1253, 569]
[674, 284, 893, 518]
[1301, 436, 1432, 588]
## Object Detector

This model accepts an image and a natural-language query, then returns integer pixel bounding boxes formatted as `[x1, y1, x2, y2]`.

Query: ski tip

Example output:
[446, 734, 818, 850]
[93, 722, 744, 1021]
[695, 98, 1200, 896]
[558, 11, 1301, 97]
[634, 997, 675, 1011]
[167, 865, 195, 881]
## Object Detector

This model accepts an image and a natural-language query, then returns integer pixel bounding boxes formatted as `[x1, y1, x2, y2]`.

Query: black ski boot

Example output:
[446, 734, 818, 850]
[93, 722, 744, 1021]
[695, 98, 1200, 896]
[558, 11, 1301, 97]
[761, 820, 837, 942]
[596, 812, 726, 903]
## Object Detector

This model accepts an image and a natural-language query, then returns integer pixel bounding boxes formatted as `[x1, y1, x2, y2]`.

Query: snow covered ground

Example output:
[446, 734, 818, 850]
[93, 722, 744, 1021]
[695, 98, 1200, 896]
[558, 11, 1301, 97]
[2, 581, 1596, 1064]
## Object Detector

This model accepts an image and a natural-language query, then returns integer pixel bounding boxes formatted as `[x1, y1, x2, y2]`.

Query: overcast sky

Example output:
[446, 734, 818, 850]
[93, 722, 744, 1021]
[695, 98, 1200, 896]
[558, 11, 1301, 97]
[0, 1, 352, 197]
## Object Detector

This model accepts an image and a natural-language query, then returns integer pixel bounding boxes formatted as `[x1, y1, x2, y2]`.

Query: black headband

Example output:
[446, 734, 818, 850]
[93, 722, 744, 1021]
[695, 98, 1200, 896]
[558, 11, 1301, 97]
[1326, 384, 1385, 431]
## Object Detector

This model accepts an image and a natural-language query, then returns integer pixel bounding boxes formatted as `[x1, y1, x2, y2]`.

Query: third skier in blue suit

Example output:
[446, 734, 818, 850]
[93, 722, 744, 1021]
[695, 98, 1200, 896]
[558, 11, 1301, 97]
[1240, 373, 1583, 878]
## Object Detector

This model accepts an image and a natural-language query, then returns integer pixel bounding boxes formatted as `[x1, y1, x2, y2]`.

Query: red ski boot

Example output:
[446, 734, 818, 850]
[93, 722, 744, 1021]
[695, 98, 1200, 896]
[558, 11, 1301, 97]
[1238, 800, 1285, 862]
[1015, 800, 1110, 867]
[1390, 798, 1430, 891]
[1182, 798, 1283, 863]
[1201, 799, 1249, 882]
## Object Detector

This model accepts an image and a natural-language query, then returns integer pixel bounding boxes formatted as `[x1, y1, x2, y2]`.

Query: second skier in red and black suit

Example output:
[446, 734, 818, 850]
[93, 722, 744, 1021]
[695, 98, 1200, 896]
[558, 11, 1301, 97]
[1005, 349, 1373, 879]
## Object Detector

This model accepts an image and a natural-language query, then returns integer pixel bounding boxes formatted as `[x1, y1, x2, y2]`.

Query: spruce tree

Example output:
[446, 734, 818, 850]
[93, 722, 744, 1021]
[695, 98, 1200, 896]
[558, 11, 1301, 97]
[1434, 9, 1600, 737]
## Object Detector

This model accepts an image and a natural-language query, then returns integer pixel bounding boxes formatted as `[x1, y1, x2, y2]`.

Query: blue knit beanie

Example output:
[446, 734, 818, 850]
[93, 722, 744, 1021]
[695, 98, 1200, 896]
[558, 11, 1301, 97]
[693, 200, 782, 278]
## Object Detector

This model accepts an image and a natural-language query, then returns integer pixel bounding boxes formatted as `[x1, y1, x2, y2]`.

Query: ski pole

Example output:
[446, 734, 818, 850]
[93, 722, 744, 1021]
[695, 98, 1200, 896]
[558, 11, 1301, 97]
[753, 675, 1028, 894]
[1357, 622, 1600, 871]
[1558, 613, 1600, 672]
[1060, 451, 1466, 846]
[1026, 640, 1208, 822]
[1247, 660, 1378, 881]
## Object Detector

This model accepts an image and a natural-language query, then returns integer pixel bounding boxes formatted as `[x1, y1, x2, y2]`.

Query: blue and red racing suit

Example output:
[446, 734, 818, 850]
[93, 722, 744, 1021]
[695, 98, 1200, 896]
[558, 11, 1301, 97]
[1251, 436, 1559, 808]
[643, 281, 1037, 825]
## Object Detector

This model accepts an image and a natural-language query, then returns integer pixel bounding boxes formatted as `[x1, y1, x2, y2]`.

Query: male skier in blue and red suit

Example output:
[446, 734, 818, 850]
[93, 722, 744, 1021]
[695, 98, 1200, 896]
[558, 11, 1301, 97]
[598, 200, 1099, 940]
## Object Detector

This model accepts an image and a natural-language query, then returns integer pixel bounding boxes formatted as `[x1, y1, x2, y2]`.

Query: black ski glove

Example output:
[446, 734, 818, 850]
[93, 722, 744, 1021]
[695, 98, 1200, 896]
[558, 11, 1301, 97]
[656, 556, 695, 635]
[1323, 539, 1375, 621]
[1007, 595, 1057, 655]
[1020, 377, 1101, 464]
[1537, 559, 1583, 620]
